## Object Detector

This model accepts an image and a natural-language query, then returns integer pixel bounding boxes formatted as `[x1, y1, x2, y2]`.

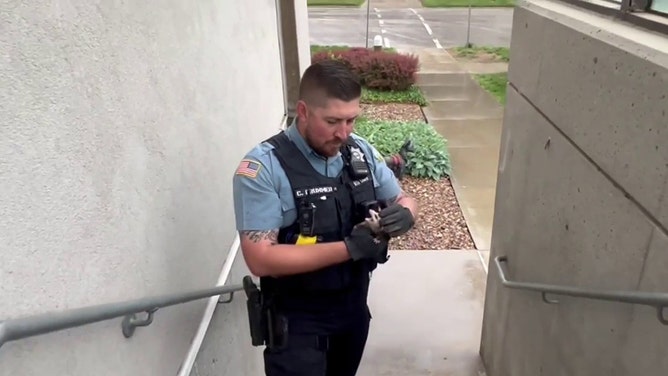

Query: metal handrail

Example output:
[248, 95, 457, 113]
[0, 283, 244, 349]
[495, 256, 668, 325]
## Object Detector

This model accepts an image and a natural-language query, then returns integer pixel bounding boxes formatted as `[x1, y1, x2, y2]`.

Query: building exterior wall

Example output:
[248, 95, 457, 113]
[0, 0, 291, 374]
[188, 246, 264, 376]
[480, 1, 668, 375]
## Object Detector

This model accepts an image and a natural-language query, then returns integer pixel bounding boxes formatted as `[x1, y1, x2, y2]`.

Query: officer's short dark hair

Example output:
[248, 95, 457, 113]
[298, 60, 361, 106]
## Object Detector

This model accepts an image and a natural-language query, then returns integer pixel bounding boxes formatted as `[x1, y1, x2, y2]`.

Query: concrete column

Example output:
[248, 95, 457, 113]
[480, 0, 668, 375]
[278, 0, 312, 123]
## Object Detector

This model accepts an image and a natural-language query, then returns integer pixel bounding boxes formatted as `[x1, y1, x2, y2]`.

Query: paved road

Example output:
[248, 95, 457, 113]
[308, 6, 513, 50]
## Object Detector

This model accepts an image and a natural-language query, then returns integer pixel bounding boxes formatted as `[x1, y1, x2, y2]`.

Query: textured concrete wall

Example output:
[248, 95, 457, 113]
[0, 0, 285, 374]
[480, 1, 668, 375]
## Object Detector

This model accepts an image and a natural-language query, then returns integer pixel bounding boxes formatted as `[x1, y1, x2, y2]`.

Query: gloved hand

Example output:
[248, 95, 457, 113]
[375, 241, 390, 264]
[379, 203, 415, 237]
[344, 225, 390, 261]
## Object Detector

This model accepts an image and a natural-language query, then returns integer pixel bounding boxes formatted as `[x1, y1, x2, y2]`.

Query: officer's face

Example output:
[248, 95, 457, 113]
[299, 97, 360, 157]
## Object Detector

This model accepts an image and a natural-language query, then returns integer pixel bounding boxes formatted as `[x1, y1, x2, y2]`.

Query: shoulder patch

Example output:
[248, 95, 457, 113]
[235, 159, 262, 179]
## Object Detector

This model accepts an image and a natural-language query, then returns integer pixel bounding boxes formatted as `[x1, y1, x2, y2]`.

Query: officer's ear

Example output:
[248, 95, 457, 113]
[296, 100, 308, 121]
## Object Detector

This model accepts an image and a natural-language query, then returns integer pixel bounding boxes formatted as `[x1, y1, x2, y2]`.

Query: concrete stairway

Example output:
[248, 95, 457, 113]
[400, 47, 505, 266]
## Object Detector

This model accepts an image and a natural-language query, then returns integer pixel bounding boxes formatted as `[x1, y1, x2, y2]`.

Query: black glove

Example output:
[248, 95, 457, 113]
[375, 241, 390, 264]
[379, 203, 414, 237]
[344, 225, 389, 261]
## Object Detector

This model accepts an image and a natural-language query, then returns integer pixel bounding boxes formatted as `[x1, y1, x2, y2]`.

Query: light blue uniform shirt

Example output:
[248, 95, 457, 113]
[232, 123, 402, 231]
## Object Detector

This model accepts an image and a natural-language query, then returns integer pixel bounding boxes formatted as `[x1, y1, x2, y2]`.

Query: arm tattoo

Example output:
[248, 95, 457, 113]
[241, 230, 278, 244]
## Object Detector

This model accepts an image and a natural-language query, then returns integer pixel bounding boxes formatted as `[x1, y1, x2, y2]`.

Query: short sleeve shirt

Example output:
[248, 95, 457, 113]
[232, 122, 402, 232]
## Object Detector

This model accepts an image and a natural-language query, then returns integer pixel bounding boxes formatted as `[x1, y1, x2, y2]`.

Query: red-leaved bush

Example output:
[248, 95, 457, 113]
[311, 48, 419, 91]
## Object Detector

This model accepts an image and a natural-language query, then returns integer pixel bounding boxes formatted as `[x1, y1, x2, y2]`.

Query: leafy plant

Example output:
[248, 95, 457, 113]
[354, 119, 451, 180]
[309, 46, 425, 105]
[311, 47, 419, 91]
[360, 52, 419, 91]
[362, 86, 428, 106]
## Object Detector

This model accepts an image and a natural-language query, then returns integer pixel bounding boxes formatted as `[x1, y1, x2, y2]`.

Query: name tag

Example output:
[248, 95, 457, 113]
[295, 186, 337, 198]
[352, 176, 371, 187]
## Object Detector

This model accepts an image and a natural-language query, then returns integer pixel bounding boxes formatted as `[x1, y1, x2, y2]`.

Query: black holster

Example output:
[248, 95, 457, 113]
[243, 276, 288, 349]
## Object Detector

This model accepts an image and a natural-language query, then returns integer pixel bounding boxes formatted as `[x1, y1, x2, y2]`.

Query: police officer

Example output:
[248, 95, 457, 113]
[232, 59, 418, 376]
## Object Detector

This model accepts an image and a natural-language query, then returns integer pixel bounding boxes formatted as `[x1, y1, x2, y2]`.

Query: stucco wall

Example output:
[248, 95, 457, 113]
[0, 0, 285, 374]
[188, 248, 264, 376]
[480, 1, 668, 375]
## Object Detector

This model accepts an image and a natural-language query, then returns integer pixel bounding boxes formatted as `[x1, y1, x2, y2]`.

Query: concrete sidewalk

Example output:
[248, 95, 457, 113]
[357, 250, 487, 375]
[354, 47, 501, 376]
[401, 48, 505, 268]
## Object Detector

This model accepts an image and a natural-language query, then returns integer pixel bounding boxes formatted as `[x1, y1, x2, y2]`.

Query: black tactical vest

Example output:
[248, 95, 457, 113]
[259, 131, 379, 313]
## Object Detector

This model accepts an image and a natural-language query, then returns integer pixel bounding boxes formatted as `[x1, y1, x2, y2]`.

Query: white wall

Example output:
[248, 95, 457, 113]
[0, 0, 285, 374]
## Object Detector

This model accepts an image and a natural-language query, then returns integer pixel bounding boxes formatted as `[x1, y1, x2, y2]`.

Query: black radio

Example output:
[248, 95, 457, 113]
[347, 145, 369, 179]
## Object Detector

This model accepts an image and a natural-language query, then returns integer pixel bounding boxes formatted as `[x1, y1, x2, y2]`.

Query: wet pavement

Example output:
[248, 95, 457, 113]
[357, 250, 488, 375]
[308, 6, 513, 49]
[408, 48, 505, 268]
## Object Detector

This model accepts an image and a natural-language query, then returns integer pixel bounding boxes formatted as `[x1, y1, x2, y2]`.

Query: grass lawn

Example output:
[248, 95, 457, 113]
[474, 73, 508, 104]
[307, 0, 365, 5]
[310, 45, 397, 54]
[421, 0, 515, 7]
[311, 45, 352, 54]
[451, 46, 509, 62]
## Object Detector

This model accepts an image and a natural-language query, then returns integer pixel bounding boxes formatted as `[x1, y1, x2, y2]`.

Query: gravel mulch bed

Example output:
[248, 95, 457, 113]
[361, 103, 425, 122]
[359, 102, 477, 250]
[390, 175, 476, 250]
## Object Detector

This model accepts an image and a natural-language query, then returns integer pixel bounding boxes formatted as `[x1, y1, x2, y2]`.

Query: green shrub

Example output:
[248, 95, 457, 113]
[362, 52, 418, 91]
[362, 86, 428, 106]
[311, 47, 419, 91]
[354, 119, 451, 180]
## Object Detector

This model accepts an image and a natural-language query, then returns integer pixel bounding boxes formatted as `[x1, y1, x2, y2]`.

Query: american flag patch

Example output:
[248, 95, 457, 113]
[235, 159, 262, 178]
